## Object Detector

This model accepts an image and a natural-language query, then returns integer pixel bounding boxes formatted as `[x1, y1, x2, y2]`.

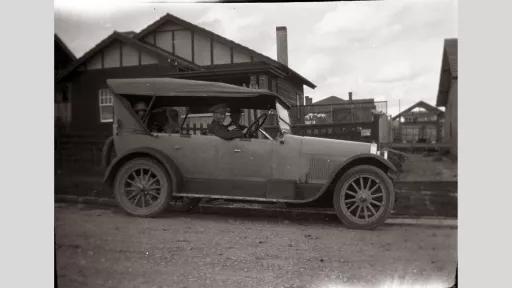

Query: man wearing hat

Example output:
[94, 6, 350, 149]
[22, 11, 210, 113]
[226, 107, 247, 132]
[208, 103, 246, 140]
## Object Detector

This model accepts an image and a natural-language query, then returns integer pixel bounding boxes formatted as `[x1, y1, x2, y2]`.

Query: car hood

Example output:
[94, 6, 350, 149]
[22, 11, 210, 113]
[288, 134, 371, 159]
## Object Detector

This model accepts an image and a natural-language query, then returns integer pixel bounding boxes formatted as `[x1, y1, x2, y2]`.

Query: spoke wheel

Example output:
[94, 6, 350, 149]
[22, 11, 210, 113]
[114, 158, 171, 217]
[333, 165, 394, 230]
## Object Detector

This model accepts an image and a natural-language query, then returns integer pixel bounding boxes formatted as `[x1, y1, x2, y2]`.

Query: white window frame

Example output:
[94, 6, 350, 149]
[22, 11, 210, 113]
[98, 88, 114, 123]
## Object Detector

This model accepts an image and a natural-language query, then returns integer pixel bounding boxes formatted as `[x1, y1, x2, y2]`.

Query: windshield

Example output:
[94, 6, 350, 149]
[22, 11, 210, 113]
[276, 101, 291, 134]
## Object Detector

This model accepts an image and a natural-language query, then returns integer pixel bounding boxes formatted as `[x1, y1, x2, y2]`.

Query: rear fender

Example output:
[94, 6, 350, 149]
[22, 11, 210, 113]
[103, 147, 183, 195]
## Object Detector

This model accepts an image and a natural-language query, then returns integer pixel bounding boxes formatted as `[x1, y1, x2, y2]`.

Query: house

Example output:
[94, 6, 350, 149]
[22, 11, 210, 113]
[55, 13, 315, 138]
[292, 93, 389, 144]
[55, 34, 76, 126]
[436, 38, 457, 157]
[299, 93, 376, 124]
[392, 100, 445, 144]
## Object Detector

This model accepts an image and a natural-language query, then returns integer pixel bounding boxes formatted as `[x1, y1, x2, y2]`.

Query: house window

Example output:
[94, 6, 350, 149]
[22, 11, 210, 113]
[98, 88, 114, 122]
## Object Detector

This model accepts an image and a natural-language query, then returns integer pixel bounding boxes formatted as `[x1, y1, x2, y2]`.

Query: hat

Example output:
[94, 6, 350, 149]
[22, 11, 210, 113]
[229, 106, 242, 114]
[209, 103, 228, 113]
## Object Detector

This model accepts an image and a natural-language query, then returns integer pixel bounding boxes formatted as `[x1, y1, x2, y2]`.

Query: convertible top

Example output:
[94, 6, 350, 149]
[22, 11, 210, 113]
[107, 78, 291, 110]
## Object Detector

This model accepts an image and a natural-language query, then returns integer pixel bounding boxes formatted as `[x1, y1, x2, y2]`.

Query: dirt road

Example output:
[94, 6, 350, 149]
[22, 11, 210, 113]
[55, 203, 457, 288]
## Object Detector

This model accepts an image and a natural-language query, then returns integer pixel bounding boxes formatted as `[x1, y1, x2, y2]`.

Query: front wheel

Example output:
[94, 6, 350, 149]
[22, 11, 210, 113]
[333, 165, 394, 230]
[113, 157, 172, 217]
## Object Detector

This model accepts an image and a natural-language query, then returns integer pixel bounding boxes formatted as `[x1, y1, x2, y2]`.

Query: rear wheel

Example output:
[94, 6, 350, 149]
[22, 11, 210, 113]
[333, 165, 394, 230]
[114, 158, 171, 217]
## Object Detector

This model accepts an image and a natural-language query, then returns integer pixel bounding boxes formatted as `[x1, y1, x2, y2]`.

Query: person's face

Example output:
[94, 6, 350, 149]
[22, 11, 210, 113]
[136, 109, 146, 118]
[213, 111, 226, 122]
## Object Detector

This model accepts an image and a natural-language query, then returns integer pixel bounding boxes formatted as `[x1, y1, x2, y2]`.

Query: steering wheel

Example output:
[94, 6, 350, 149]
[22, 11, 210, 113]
[244, 113, 268, 138]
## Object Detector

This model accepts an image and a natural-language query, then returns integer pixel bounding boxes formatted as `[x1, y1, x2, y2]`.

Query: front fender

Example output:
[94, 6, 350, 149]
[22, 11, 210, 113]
[330, 153, 398, 180]
[103, 147, 183, 195]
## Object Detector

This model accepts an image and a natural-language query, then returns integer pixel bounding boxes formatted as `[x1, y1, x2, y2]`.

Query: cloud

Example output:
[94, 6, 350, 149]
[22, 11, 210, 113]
[315, 1, 401, 35]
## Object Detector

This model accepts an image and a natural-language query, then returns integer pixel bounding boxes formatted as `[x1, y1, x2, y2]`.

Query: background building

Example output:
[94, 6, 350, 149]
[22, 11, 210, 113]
[55, 34, 76, 127]
[289, 93, 390, 143]
[436, 38, 458, 157]
[392, 100, 445, 144]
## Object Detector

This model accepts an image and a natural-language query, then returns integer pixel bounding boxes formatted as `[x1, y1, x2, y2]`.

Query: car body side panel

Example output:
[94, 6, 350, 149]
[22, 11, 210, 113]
[217, 138, 274, 181]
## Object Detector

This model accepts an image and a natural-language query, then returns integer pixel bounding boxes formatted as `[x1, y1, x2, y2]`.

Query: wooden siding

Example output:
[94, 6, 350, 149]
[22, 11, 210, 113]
[155, 31, 173, 52]
[156, 22, 183, 31]
[233, 48, 250, 63]
[140, 51, 158, 65]
[141, 20, 253, 67]
[193, 32, 211, 66]
[277, 77, 302, 105]
[103, 42, 120, 68]
[87, 53, 102, 70]
[174, 30, 192, 61]
[213, 40, 231, 65]
[121, 44, 139, 66]
[65, 65, 181, 134]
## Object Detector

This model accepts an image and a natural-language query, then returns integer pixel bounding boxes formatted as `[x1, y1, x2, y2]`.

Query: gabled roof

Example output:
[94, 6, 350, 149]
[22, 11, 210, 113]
[56, 31, 202, 82]
[135, 13, 316, 89]
[313, 96, 345, 105]
[436, 38, 457, 107]
[392, 100, 444, 120]
[55, 34, 76, 62]
[313, 95, 374, 106]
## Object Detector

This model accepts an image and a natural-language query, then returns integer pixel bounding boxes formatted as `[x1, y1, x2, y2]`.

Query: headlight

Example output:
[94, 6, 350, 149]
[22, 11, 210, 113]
[370, 143, 378, 154]
[370, 142, 388, 159]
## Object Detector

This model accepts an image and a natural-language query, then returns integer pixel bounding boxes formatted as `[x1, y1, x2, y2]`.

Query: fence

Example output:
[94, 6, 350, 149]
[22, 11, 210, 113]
[288, 101, 388, 125]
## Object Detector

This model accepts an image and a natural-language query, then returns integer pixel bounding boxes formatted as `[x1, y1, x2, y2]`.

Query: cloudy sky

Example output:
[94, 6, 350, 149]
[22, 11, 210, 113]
[55, 0, 457, 116]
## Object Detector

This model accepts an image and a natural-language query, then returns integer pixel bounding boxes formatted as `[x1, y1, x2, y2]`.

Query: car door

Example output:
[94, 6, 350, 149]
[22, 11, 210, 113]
[216, 137, 275, 198]
[153, 133, 224, 195]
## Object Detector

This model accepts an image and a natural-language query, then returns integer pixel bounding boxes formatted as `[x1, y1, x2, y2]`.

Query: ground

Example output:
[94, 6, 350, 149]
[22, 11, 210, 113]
[397, 153, 457, 182]
[55, 203, 457, 288]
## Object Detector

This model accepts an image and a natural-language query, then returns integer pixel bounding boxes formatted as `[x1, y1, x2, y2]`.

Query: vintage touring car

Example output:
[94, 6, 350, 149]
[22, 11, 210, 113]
[102, 78, 396, 229]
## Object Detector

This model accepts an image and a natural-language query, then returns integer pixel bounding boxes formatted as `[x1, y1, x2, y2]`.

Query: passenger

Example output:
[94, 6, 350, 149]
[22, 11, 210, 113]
[207, 104, 246, 140]
[227, 107, 247, 131]
[164, 108, 180, 133]
[133, 101, 148, 119]
[148, 109, 168, 133]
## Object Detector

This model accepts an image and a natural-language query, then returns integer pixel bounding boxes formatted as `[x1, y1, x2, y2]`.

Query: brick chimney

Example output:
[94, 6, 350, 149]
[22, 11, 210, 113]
[305, 96, 313, 105]
[348, 91, 353, 101]
[276, 26, 288, 66]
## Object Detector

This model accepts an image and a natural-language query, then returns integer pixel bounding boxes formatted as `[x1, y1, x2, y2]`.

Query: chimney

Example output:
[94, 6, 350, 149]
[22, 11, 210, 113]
[276, 26, 288, 66]
[305, 96, 313, 105]
[348, 91, 353, 102]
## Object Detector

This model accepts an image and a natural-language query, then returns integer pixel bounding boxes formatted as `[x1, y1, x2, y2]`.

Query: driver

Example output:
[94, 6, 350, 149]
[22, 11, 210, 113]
[208, 104, 247, 140]
[227, 107, 247, 131]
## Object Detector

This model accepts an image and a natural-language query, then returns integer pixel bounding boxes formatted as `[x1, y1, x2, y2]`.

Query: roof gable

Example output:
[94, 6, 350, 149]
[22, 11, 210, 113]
[313, 96, 345, 105]
[135, 13, 315, 89]
[393, 100, 444, 120]
[55, 34, 76, 62]
[56, 31, 202, 82]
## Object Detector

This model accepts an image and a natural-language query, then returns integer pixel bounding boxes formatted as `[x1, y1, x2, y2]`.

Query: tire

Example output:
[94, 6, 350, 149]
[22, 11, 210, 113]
[113, 157, 171, 217]
[333, 165, 394, 230]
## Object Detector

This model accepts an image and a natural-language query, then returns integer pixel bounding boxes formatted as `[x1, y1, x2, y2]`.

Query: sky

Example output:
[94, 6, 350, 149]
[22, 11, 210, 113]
[54, 0, 457, 116]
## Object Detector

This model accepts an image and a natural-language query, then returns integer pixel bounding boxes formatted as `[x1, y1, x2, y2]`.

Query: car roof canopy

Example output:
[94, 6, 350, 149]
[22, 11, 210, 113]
[107, 78, 291, 110]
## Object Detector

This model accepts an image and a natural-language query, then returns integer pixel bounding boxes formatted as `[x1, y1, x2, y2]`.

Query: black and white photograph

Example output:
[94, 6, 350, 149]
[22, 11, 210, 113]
[52, 1, 458, 287]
